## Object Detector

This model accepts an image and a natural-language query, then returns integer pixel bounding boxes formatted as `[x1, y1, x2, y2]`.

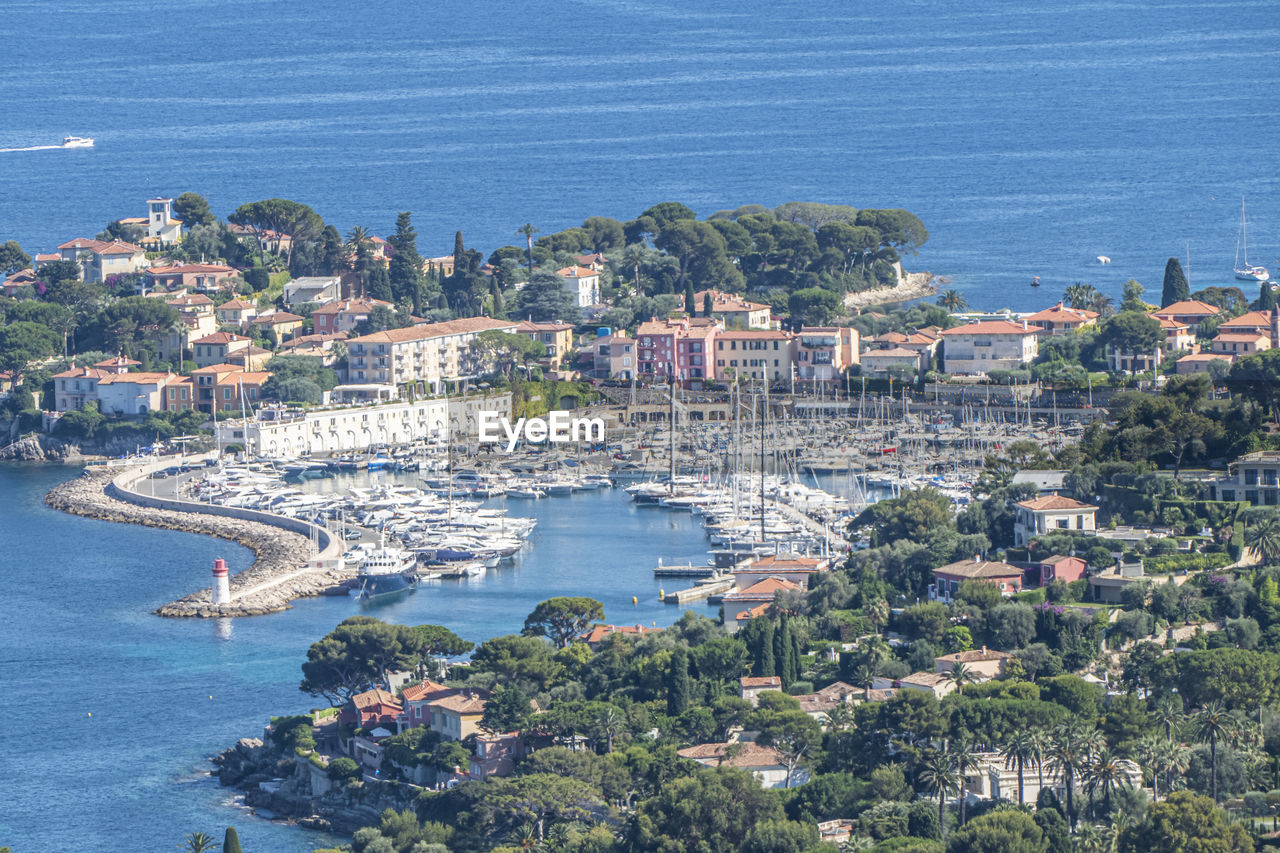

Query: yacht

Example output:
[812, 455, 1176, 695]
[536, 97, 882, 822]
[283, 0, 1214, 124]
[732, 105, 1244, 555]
[353, 544, 418, 601]
[1235, 197, 1270, 282]
[62, 136, 94, 148]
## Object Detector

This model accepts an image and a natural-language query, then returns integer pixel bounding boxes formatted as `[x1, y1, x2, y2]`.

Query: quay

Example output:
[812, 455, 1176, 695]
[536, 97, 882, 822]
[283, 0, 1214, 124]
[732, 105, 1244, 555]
[663, 576, 734, 605]
[46, 456, 348, 617]
[653, 563, 719, 578]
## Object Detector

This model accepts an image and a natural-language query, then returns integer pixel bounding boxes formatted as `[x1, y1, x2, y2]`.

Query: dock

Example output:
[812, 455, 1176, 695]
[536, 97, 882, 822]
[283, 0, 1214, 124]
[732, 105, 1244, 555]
[654, 563, 719, 577]
[663, 576, 734, 605]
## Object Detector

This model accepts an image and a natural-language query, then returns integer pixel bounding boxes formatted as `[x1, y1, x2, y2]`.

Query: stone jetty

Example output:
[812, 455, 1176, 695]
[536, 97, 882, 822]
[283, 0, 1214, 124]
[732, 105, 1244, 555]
[45, 467, 353, 617]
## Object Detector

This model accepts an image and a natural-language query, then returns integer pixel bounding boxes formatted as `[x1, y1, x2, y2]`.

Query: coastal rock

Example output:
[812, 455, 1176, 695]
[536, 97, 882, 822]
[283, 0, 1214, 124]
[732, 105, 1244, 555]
[0, 434, 85, 462]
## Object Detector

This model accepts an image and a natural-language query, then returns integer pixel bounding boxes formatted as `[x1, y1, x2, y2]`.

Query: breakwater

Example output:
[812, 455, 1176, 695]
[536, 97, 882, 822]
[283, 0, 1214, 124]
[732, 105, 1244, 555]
[45, 464, 351, 617]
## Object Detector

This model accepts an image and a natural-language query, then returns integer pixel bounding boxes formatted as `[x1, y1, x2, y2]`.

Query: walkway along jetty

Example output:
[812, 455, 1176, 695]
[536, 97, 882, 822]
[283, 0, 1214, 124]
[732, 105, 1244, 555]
[45, 457, 347, 617]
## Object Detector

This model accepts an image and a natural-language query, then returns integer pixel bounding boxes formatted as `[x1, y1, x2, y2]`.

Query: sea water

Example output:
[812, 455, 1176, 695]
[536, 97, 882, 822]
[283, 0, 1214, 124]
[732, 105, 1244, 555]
[1, 0, 1278, 312]
[0, 465, 715, 851]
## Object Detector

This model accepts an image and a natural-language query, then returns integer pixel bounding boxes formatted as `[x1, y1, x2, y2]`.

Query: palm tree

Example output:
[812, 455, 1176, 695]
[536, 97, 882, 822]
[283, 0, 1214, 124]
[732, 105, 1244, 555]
[944, 662, 976, 696]
[917, 748, 959, 838]
[852, 663, 876, 700]
[824, 703, 854, 733]
[840, 836, 873, 853]
[1049, 722, 1097, 828]
[1028, 727, 1051, 797]
[1063, 282, 1097, 310]
[1087, 291, 1115, 317]
[949, 741, 982, 825]
[622, 243, 646, 298]
[1074, 823, 1108, 853]
[1001, 730, 1038, 805]
[937, 289, 967, 312]
[1195, 701, 1232, 802]
[517, 223, 539, 276]
[1152, 696, 1185, 741]
[1159, 740, 1192, 799]
[180, 833, 218, 853]
[1082, 748, 1132, 818]
[866, 598, 890, 635]
[596, 706, 624, 753]
[1133, 736, 1165, 802]
[1245, 514, 1280, 564]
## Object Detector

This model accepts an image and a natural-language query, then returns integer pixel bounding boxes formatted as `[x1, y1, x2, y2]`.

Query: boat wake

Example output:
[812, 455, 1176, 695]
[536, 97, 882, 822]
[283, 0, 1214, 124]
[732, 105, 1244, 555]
[0, 145, 64, 152]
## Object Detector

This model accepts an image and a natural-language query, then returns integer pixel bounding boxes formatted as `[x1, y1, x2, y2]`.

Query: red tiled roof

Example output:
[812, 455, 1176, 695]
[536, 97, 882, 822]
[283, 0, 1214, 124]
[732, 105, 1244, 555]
[348, 316, 516, 344]
[581, 624, 660, 644]
[192, 332, 250, 345]
[933, 559, 1024, 579]
[1152, 300, 1221, 318]
[1024, 302, 1098, 323]
[939, 320, 1037, 336]
[677, 742, 787, 768]
[556, 266, 599, 278]
[149, 264, 237, 275]
[1015, 494, 1097, 511]
[740, 676, 782, 689]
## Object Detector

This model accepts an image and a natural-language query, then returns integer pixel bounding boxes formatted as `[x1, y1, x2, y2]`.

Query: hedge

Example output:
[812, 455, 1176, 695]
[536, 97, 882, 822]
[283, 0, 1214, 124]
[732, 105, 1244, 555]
[1144, 552, 1233, 575]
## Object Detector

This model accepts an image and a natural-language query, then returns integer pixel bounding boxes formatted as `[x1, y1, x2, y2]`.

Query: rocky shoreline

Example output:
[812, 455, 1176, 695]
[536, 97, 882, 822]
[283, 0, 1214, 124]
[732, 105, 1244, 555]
[45, 468, 354, 617]
[215, 738, 416, 835]
[844, 269, 939, 311]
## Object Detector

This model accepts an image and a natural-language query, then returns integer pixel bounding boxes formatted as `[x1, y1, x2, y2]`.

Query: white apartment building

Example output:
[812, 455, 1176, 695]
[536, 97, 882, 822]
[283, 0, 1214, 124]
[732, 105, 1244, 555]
[556, 266, 600, 309]
[345, 317, 518, 392]
[938, 320, 1039, 375]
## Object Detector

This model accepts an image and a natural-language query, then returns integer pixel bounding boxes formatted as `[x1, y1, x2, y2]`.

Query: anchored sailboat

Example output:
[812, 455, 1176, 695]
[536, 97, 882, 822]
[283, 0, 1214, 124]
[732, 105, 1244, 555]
[1235, 196, 1270, 282]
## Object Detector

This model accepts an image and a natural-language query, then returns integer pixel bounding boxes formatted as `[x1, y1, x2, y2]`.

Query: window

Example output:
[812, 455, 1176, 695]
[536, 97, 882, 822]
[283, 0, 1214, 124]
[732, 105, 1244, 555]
[1246, 469, 1259, 486]
[1076, 515, 1085, 529]
[623, 357, 631, 366]
[1056, 518, 1069, 529]
[223, 388, 232, 400]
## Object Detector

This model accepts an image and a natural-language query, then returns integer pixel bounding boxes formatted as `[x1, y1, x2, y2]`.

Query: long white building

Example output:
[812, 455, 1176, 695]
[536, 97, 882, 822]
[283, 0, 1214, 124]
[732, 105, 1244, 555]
[215, 393, 512, 458]
[345, 317, 518, 393]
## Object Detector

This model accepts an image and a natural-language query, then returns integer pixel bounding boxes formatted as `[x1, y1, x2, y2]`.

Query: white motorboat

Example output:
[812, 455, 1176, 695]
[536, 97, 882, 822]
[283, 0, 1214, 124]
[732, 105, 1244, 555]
[62, 136, 94, 148]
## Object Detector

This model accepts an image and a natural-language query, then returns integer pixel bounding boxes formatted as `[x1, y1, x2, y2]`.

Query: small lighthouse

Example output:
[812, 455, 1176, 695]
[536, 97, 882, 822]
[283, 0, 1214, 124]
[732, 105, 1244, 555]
[212, 558, 231, 605]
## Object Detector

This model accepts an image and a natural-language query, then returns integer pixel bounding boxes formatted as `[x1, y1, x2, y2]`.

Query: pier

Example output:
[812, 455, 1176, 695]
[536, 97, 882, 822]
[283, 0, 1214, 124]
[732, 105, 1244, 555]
[653, 563, 719, 578]
[663, 576, 734, 605]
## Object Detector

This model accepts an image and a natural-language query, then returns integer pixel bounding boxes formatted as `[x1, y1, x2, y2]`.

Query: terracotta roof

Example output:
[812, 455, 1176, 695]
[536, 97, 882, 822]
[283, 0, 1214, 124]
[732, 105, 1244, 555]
[311, 297, 392, 315]
[1015, 494, 1097, 511]
[149, 263, 237, 275]
[556, 265, 599, 278]
[96, 372, 174, 385]
[1179, 352, 1234, 362]
[693, 289, 771, 313]
[401, 680, 453, 703]
[581, 624, 660, 644]
[939, 320, 1038, 336]
[900, 671, 952, 687]
[717, 330, 792, 340]
[190, 363, 244, 375]
[219, 298, 257, 310]
[52, 366, 109, 380]
[933, 558, 1024, 579]
[351, 688, 401, 711]
[93, 356, 141, 368]
[1152, 300, 1221, 318]
[253, 311, 304, 324]
[33, 254, 59, 263]
[816, 681, 858, 697]
[1041, 554, 1080, 565]
[1219, 310, 1273, 330]
[677, 742, 787, 768]
[725, 577, 804, 599]
[1212, 332, 1267, 343]
[516, 320, 574, 332]
[432, 692, 488, 715]
[735, 602, 773, 622]
[95, 240, 145, 255]
[749, 556, 825, 570]
[740, 676, 782, 689]
[192, 332, 250, 345]
[1024, 302, 1099, 323]
[1155, 316, 1189, 330]
[167, 294, 215, 307]
[348, 316, 516, 345]
[862, 347, 921, 359]
[57, 238, 106, 251]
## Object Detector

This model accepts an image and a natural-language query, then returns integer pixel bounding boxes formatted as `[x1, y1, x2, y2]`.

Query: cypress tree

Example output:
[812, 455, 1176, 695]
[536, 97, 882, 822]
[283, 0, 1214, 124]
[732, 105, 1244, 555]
[1257, 281, 1278, 312]
[774, 616, 792, 687]
[223, 827, 242, 853]
[791, 631, 804, 686]
[684, 280, 696, 315]
[388, 212, 425, 312]
[366, 264, 392, 302]
[491, 281, 506, 318]
[702, 290, 713, 317]
[667, 646, 690, 716]
[1160, 257, 1189, 307]
[755, 619, 776, 677]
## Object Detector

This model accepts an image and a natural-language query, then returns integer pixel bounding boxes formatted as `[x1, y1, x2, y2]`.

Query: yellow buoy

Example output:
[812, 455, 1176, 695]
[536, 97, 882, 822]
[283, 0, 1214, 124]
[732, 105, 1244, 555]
[87, 712, 92, 717]
[209, 695, 214, 700]
[659, 588, 665, 599]
[632, 596, 638, 605]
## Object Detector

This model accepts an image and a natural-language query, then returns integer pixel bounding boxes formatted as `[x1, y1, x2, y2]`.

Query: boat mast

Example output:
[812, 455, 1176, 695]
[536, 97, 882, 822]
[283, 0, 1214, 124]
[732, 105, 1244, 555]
[668, 362, 676, 493]
[760, 376, 768, 542]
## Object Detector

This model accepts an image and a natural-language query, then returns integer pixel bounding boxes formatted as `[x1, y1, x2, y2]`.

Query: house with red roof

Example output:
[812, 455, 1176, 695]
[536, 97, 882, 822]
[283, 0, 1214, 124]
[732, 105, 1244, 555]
[795, 326, 859, 380]
[1013, 494, 1098, 546]
[738, 676, 783, 705]
[677, 742, 804, 788]
[55, 238, 150, 283]
[1151, 300, 1222, 333]
[1211, 331, 1270, 357]
[935, 647, 1013, 681]
[51, 366, 110, 412]
[931, 557, 1026, 603]
[635, 317, 718, 383]
[340, 688, 403, 730]
[312, 297, 393, 336]
[216, 297, 260, 329]
[147, 264, 240, 293]
[1035, 554, 1087, 585]
[192, 331, 252, 368]
[580, 624, 661, 647]
[859, 346, 924, 377]
[693, 289, 773, 330]
[731, 555, 829, 589]
[556, 265, 601, 310]
[1177, 351, 1235, 375]
[938, 320, 1039, 375]
[1024, 302, 1099, 335]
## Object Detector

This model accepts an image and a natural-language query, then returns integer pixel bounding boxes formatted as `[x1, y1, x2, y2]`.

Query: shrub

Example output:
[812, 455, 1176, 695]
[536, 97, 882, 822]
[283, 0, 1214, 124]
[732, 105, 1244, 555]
[1144, 552, 1232, 575]
[327, 756, 360, 782]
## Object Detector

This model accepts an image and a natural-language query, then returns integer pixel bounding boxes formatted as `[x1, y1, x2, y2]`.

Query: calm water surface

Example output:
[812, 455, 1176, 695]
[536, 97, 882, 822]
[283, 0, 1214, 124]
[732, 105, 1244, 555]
[0, 464, 714, 851]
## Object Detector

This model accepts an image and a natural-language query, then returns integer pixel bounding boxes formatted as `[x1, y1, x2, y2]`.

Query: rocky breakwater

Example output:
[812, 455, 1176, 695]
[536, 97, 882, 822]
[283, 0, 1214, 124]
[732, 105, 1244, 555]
[214, 738, 417, 834]
[45, 467, 354, 617]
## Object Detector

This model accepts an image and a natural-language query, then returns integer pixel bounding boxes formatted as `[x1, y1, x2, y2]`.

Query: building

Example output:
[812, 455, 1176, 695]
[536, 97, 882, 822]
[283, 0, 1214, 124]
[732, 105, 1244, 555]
[143, 197, 183, 245]
[590, 331, 635, 380]
[676, 742, 805, 789]
[859, 346, 924, 377]
[345, 317, 519, 392]
[312, 298, 393, 336]
[1013, 494, 1098, 545]
[515, 320, 575, 367]
[1155, 315, 1198, 354]
[188, 364, 270, 414]
[1213, 451, 1280, 505]
[794, 327, 859, 380]
[580, 624, 660, 647]
[1088, 560, 1170, 604]
[426, 690, 488, 741]
[146, 264, 240, 293]
[1023, 303, 1099, 335]
[693, 289, 773, 329]
[50, 366, 110, 412]
[226, 345, 274, 372]
[1217, 309, 1274, 337]
[938, 320, 1039, 375]
[556, 266, 601, 309]
[282, 275, 342, 307]
[731, 555, 829, 589]
[935, 648, 1012, 681]
[1176, 352, 1234, 375]
[714, 330, 794, 383]
[56, 238, 150, 283]
[1151, 300, 1222, 333]
[216, 297, 260, 329]
[1036, 554, 1088, 585]
[95, 371, 177, 416]
[635, 317, 718, 382]
[932, 557, 1025, 602]
[214, 392, 512, 458]
[191, 332, 252, 368]
[874, 671, 956, 699]
[1211, 331, 1270, 357]
[791, 683, 857, 723]
[340, 688, 403, 730]
[252, 311, 305, 345]
[739, 676, 783, 706]
[401, 680, 457, 729]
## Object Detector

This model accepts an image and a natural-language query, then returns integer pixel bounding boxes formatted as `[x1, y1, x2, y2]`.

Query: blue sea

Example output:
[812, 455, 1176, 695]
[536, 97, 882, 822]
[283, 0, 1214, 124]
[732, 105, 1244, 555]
[0, 465, 716, 851]
[2, 0, 1279, 312]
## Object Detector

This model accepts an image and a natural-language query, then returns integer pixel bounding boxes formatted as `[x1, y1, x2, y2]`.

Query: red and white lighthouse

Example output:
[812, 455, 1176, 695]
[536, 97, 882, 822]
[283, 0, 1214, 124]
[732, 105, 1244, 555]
[212, 558, 231, 605]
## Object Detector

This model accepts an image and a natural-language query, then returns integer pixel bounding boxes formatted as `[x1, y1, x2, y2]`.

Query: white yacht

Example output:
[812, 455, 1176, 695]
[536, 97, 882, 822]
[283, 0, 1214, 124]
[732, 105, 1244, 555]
[62, 136, 94, 148]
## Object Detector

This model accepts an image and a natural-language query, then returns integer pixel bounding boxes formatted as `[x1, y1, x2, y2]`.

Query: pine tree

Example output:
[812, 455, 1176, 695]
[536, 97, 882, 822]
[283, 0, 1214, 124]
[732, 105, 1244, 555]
[667, 646, 690, 716]
[685, 280, 696, 314]
[1161, 257, 1190, 307]
[388, 212, 425, 312]
[222, 827, 242, 853]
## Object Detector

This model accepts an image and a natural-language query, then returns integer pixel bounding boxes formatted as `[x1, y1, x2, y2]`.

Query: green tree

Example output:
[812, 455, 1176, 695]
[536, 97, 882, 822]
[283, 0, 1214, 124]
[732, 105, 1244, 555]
[228, 198, 323, 268]
[938, 289, 967, 312]
[516, 223, 539, 275]
[1098, 311, 1164, 363]
[918, 748, 960, 837]
[0, 321, 59, 378]
[1244, 514, 1280, 564]
[1161, 257, 1190, 308]
[630, 767, 786, 852]
[482, 683, 531, 734]
[174, 192, 216, 228]
[1120, 279, 1150, 312]
[753, 708, 823, 788]
[667, 646, 691, 716]
[1000, 729, 1038, 805]
[484, 773, 602, 842]
[221, 827, 242, 853]
[945, 809, 1046, 853]
[654, 219, 741, 294]
[1115, 791, 1252, 853]
[521, 597, 605, 648]
[1194, 701, 1231, 802]
[788, 287, 841, 326]
[299, 616, 427, 705]
[516, 271, 580, 322]
[0, 240, 31, 274]
[180, 832, 218, 853]
[388, 212, 427, 312]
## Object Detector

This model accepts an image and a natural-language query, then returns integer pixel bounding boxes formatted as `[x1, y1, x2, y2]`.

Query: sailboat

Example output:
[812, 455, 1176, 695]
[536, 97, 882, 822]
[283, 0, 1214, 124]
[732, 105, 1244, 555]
[1235, 196, 1270, 282]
